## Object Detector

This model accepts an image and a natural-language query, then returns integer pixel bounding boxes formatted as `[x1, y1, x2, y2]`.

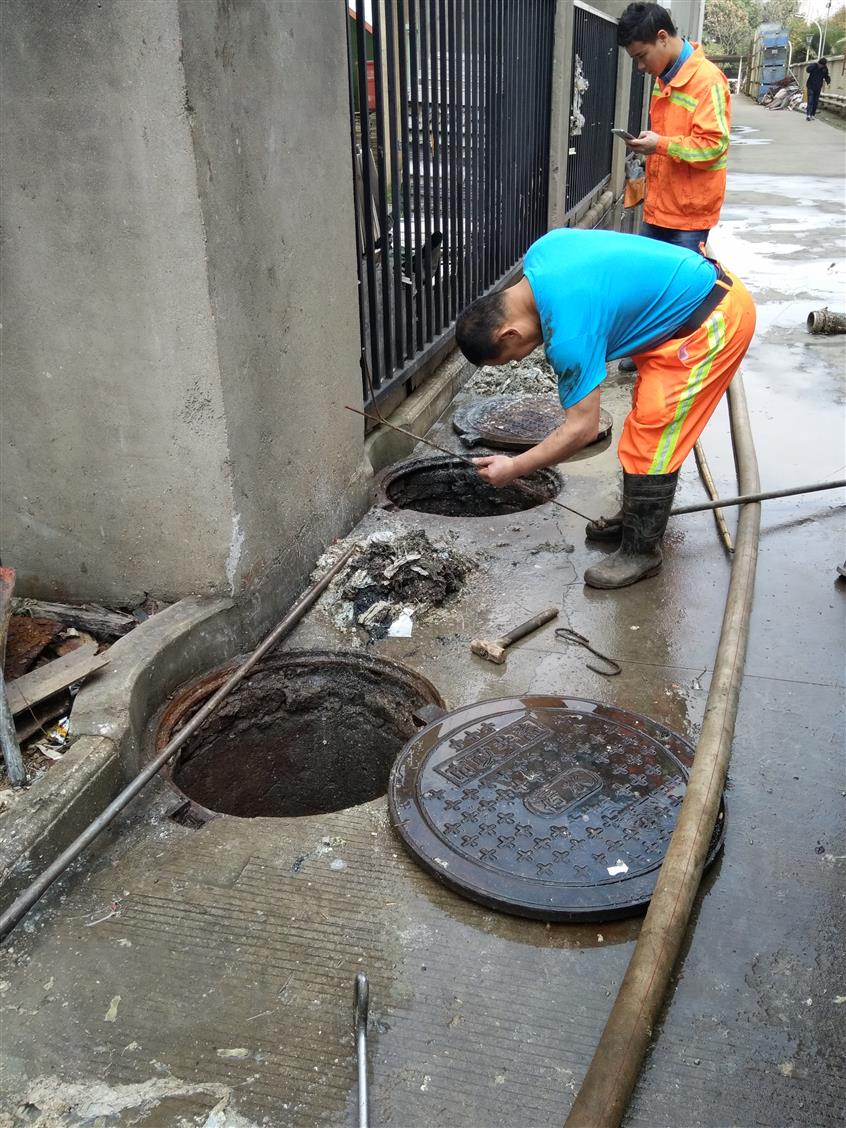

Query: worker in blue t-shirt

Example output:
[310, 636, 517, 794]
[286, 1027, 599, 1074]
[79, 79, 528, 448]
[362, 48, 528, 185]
[455, 228, 756, 589]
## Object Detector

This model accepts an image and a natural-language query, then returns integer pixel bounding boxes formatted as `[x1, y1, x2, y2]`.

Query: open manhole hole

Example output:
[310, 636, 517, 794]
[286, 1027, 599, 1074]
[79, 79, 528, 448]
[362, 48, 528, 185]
[154, 650, 444, 820]
[381, 454, 561, 517]
[389, 695, 726, 922]
[453, 394, 613, 451]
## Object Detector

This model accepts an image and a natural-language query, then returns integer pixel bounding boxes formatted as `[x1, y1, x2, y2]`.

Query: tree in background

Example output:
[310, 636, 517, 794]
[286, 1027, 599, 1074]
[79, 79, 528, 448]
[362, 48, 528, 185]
[704, 0, 846, 58]
[704, 0, 753, 52]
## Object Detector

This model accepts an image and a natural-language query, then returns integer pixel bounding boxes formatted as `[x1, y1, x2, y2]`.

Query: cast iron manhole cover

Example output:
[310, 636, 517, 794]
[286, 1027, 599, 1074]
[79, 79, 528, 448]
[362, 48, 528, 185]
[389, 696, 725, 921]
[453, 395, 613, 450]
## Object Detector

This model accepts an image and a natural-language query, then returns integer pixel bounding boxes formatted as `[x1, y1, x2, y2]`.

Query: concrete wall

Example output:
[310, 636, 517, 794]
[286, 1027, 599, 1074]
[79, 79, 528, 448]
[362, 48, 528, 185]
[0, 0, 368, 604]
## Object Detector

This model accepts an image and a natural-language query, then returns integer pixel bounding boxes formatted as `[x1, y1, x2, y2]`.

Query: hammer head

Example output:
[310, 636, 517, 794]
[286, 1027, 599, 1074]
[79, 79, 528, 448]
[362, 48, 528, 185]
[471, 638, 506, 664]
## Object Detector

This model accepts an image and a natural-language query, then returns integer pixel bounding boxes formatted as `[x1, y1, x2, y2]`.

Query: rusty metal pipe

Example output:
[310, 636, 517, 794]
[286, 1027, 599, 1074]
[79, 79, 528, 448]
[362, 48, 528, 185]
[807, 307, 846, 334]
[670, 477, 844, 516]
[0, 546, 356, 940]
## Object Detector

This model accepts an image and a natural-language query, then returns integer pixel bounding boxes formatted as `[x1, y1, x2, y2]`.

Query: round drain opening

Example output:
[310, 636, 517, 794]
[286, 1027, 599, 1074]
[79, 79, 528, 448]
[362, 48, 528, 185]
[389, 695, 726, 921]
[154, 650, 444, 819]
[382, 455, 561, 517]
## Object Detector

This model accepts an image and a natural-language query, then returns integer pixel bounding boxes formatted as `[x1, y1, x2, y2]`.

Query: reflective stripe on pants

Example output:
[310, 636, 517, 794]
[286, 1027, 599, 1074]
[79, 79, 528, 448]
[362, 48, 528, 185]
[617, 272, 757, 475]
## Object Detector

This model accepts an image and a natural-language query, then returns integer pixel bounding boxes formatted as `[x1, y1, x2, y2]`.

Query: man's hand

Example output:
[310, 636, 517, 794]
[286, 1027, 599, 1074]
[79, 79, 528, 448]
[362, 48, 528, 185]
[626, 130, 660, 155]
[473, 454, 520, 489]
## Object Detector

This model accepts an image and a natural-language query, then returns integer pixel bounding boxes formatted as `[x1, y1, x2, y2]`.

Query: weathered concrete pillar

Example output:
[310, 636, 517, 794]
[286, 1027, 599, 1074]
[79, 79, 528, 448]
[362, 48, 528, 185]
[547, 0, 575, 229]
[1, 0, 368, 604]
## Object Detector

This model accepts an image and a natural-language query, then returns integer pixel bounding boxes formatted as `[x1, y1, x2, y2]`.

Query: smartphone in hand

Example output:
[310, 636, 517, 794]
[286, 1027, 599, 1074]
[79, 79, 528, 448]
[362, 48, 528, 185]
[611, 128, 634, 141]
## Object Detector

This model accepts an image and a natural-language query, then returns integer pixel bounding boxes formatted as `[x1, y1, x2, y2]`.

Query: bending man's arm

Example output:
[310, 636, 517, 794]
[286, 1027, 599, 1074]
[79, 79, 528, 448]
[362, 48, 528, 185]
[473, 388, 601, 487]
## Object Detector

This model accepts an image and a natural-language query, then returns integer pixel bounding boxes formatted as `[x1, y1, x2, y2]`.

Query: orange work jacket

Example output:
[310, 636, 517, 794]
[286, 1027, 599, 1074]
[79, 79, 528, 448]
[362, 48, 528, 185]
[645, 44, 731, 230]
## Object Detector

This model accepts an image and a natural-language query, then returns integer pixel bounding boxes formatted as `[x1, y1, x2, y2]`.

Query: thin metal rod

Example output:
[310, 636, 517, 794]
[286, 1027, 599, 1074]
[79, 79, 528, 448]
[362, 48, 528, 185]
[344, 404, 595, 521]
[0, 673, 26, 787]
[0, 546, 356, 940]
[354, 972, 370, 1128]
[671, 478, 845, 516]
[693, 440, 734, 552]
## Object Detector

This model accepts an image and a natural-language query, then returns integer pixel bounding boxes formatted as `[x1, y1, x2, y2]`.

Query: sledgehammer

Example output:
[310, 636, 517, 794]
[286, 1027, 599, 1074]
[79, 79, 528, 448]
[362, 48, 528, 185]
[471, 607, 560, 664]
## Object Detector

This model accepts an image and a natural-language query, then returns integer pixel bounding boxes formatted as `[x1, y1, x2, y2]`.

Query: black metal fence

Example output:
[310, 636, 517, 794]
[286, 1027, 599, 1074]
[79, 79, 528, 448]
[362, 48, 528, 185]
[564, 2, 619, 218]
[347, 1, 556, 409]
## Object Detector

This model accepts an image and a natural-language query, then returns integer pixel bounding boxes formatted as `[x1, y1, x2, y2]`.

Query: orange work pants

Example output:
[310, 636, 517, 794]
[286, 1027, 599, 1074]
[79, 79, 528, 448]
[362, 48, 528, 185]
[618, 271, 756, 475]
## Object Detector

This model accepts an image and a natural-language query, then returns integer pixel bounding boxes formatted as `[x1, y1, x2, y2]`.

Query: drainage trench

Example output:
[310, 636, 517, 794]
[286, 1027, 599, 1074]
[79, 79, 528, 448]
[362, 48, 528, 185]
[156, 651, 444, 819]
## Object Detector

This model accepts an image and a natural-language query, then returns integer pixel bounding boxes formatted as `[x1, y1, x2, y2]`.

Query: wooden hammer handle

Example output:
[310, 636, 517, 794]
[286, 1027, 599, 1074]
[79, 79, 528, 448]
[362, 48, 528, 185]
[497, 607, 560, 648]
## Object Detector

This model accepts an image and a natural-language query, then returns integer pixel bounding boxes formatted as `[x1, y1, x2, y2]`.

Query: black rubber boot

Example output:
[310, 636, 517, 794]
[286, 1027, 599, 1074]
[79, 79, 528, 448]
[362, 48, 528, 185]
[585, 507, 623, 542]
[584, 471, 679, 589]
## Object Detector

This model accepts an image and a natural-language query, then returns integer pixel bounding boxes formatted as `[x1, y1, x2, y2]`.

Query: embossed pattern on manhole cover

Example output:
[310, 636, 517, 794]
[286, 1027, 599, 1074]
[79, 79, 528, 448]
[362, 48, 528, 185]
[388, 696, 725, 921]
[453, 395, 613, 450]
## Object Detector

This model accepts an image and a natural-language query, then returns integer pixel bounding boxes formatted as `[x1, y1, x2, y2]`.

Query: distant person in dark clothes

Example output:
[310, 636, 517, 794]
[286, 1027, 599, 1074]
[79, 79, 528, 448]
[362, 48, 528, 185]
[805, 58, 831, 120]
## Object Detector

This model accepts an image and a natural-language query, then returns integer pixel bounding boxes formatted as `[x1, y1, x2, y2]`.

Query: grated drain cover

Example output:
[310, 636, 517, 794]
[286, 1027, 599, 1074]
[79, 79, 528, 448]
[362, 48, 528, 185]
[388, 696, 725, 921]
[453, 395, 613, 450]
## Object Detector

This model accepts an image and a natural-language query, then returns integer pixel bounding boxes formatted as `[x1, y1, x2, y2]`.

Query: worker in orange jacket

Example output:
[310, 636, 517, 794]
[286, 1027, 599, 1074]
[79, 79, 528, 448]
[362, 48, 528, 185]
[615, 3, 731, 363]
[618, 3, 730, 248]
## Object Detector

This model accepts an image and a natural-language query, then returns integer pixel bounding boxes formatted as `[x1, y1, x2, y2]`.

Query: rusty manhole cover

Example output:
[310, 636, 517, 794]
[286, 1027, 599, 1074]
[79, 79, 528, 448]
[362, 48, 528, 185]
[453, 395, 613, 450]
[388, 696, 725, 921]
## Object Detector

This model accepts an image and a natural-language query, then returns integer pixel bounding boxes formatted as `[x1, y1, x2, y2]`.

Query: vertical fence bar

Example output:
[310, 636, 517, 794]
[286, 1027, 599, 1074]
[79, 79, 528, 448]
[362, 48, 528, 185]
[371, 1, 394, 382]
[529, 0, 542, 244]
[353, 0, 383, 396]
[408, 0, 424, 352]
[480, 2, 491, 291]
[384, 0, 405, 368]
[455, 0, 466, 313]
[438, 0, 450, 330]
[500, 0, 510, 278]
[344, 8, 369, 402]
[418, 0, 433, 341]
[469, 0, 479, 303]
[446, 0, 460, 322]
[428, 0, 442, 336]
[397, 0, 414, 361]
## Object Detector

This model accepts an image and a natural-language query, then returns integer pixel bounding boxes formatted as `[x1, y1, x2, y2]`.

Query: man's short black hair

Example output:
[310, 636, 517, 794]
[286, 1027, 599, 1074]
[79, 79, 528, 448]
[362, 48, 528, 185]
[617, 2, 677, 47]
[455, 292, 507, 366]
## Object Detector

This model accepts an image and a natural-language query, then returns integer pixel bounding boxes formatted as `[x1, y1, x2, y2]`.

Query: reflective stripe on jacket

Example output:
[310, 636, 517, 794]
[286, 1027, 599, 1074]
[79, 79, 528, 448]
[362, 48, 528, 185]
[645, 44, 731, 230]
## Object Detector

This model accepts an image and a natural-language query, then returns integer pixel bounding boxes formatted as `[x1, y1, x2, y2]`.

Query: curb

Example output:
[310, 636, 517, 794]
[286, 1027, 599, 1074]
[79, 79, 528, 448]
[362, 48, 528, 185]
[365, 348, 474, 473]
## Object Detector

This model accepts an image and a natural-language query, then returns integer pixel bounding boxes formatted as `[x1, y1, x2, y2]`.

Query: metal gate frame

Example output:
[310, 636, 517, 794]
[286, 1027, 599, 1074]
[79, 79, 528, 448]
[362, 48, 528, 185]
[347, 1, 557, 410]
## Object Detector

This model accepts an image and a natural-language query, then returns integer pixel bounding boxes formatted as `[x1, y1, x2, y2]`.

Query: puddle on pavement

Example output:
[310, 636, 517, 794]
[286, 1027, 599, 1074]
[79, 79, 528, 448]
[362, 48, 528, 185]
[156, 651, 444, 818]
[382, 455, 561, 517]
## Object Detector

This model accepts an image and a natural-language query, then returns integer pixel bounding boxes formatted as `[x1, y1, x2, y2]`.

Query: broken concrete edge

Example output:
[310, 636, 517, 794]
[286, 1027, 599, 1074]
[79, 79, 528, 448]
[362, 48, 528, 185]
[0, 735, 122, 916]
[365, 347, 476, 474]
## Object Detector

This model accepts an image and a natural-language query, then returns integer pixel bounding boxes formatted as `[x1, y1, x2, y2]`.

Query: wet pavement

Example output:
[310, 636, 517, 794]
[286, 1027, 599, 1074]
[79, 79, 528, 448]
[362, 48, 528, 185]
[1, 96, 844, 1127]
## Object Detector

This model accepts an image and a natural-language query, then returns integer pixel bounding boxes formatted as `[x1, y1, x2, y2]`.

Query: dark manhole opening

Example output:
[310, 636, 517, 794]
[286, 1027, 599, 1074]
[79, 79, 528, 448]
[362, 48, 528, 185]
[382, 455, 561, 517]
[154, 650, 444, 819]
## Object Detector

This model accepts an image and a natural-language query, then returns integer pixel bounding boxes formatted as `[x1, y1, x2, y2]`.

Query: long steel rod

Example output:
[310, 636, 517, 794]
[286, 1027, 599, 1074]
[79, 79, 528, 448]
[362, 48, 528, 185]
[565, 376, 761, 1127]
[354, 972, 370, 1128]
[0, 546, 356, 940]
[694, 440, 734, 552]
[344, 404, 595, 521]
[670, 477, 845, 516]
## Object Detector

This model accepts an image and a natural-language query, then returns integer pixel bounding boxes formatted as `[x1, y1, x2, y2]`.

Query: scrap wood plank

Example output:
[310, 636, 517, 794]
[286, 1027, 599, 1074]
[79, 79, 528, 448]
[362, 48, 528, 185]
[5, 641, 109, 717]
[11, 598, 135, 638]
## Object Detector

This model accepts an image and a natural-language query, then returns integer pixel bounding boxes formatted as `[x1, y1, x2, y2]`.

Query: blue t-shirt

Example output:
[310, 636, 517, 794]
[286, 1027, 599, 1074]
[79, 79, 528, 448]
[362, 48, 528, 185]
[523, 229, 717, 408]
